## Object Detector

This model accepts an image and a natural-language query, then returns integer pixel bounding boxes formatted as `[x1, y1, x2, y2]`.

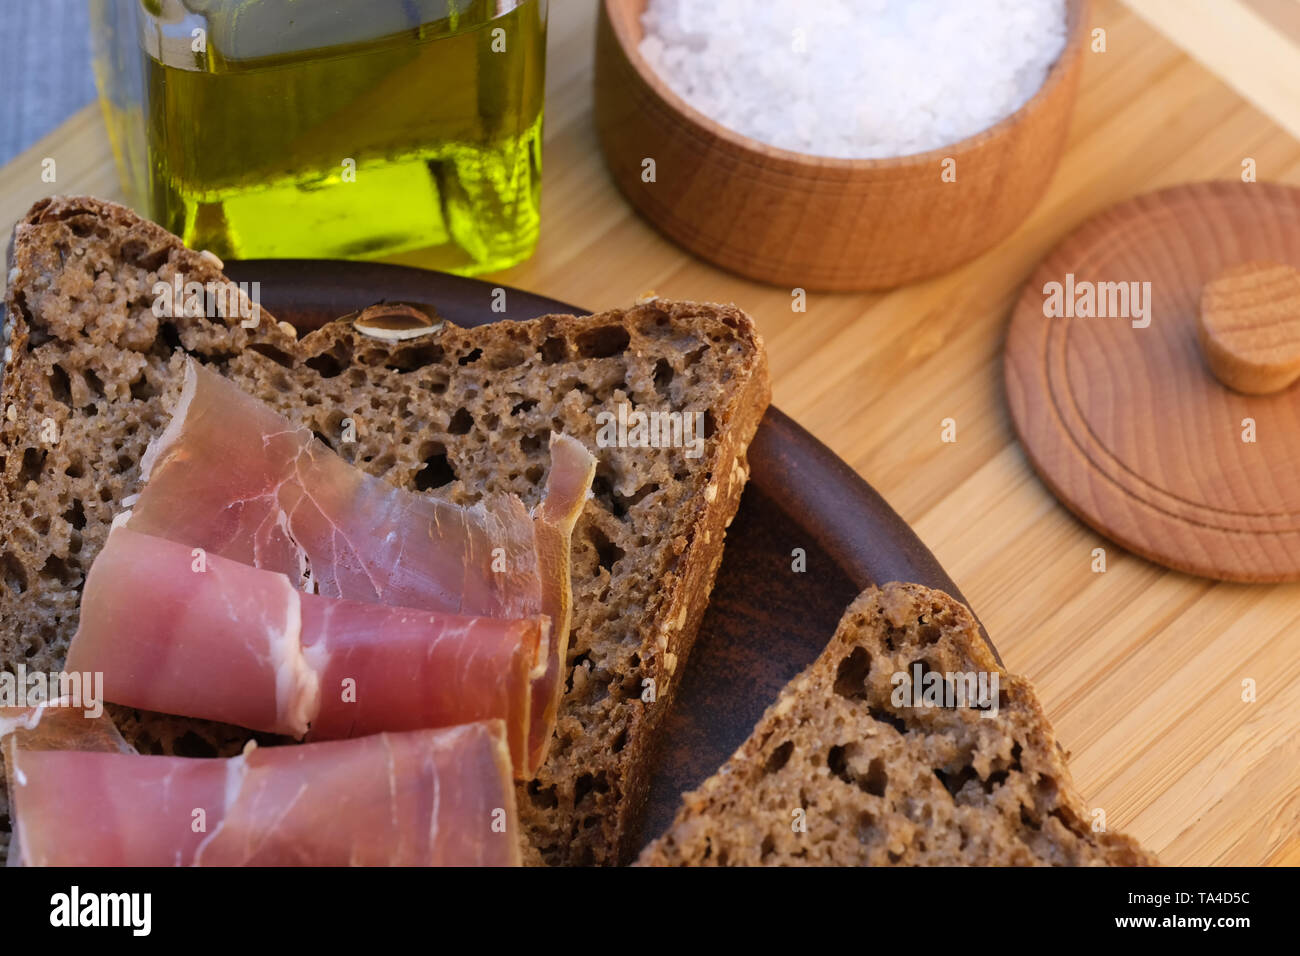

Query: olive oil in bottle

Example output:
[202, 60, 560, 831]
[92, 0, 547, 273]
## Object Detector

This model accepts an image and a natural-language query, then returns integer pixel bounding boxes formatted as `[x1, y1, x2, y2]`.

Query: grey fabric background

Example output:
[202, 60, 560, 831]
[0, 0, 96, 165]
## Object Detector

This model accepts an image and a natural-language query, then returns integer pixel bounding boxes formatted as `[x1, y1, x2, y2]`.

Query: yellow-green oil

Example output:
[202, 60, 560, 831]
[130, 1, 546, 272]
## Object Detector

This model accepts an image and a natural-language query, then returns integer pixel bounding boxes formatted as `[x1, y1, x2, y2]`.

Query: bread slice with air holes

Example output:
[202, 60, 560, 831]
[637, 582, 1158, 866]
[0, 195, 770, 866]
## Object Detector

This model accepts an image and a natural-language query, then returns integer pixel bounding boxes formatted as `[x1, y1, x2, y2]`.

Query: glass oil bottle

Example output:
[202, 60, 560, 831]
[91, 0, 548, 273]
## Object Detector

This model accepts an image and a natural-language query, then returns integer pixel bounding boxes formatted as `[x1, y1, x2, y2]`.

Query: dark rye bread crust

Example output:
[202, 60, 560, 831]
[638, 583, 1157, 866]
[0, 196, 770, 866]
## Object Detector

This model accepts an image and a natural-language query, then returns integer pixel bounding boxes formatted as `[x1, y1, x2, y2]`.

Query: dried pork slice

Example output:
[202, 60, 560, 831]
[127, 359, 594, 770]
[7, 721, 520, 866]
[527, 431, 597, 766]
[67, 527, 547, 773]
[0, 704, 138, 866]
[0, 704, 134, 757]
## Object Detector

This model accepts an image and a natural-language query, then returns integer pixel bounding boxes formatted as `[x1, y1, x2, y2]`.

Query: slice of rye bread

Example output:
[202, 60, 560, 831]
[638, 583, 1158, 866]
[0, 195, 770, 866]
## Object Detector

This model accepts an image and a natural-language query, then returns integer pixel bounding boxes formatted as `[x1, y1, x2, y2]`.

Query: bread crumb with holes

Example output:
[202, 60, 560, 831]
[637, 583, 1158, 867]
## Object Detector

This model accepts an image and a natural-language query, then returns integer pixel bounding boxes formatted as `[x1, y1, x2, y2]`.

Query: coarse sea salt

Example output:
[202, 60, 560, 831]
[639, 0, 1068, 160]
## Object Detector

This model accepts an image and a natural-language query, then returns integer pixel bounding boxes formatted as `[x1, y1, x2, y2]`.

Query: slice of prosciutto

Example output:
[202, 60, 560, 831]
[67, 526, 547, 773]
[127, 359, 594, 770]
[1, 704, 139, 866]
[7, 720, 520, 866]
[0, 703, 133, 758]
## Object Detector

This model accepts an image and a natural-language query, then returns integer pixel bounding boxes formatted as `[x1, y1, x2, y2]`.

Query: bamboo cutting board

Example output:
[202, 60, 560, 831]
[2, 0, 1297, 865]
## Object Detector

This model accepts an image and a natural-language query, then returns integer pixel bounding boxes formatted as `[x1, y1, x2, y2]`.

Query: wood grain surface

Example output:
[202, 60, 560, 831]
[1199, 259, 1300, 394]
[1006, 182, 1300, 583]
[1124, 0, 1300, 142]
[2, 0, 1298, 866]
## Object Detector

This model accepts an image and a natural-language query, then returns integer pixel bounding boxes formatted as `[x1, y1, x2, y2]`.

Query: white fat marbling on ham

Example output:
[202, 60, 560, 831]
[8, 721, 519, 866]
[268, 576, 316, 738]
[124, 359, 595, 773]
[138, 362, 198, 482]
[1, 706, 138, 866]
[67, 528, 548, 773]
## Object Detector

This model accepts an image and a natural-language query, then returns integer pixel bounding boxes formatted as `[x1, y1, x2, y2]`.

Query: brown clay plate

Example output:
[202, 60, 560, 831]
[225, 258, 993, 852]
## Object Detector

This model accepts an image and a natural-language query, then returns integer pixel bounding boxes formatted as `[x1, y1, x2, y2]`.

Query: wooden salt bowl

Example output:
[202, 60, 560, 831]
[594, 0, 1090, 291]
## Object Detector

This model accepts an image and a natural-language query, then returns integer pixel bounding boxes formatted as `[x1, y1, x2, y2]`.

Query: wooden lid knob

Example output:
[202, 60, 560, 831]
[1198, 261, 1300, 394]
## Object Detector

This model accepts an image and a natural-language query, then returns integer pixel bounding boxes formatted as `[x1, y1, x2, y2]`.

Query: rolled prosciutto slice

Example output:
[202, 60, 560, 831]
[127, 359, 594, 770]
[7, 720, 520, 866]
[67, 527, 547, 774]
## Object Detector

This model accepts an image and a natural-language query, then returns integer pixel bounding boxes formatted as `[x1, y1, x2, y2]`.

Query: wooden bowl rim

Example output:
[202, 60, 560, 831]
[602, 0, 1090, 171]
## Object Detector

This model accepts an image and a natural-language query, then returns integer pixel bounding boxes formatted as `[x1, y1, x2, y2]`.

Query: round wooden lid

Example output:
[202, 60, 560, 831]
[1005, 182, 1300, 582]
